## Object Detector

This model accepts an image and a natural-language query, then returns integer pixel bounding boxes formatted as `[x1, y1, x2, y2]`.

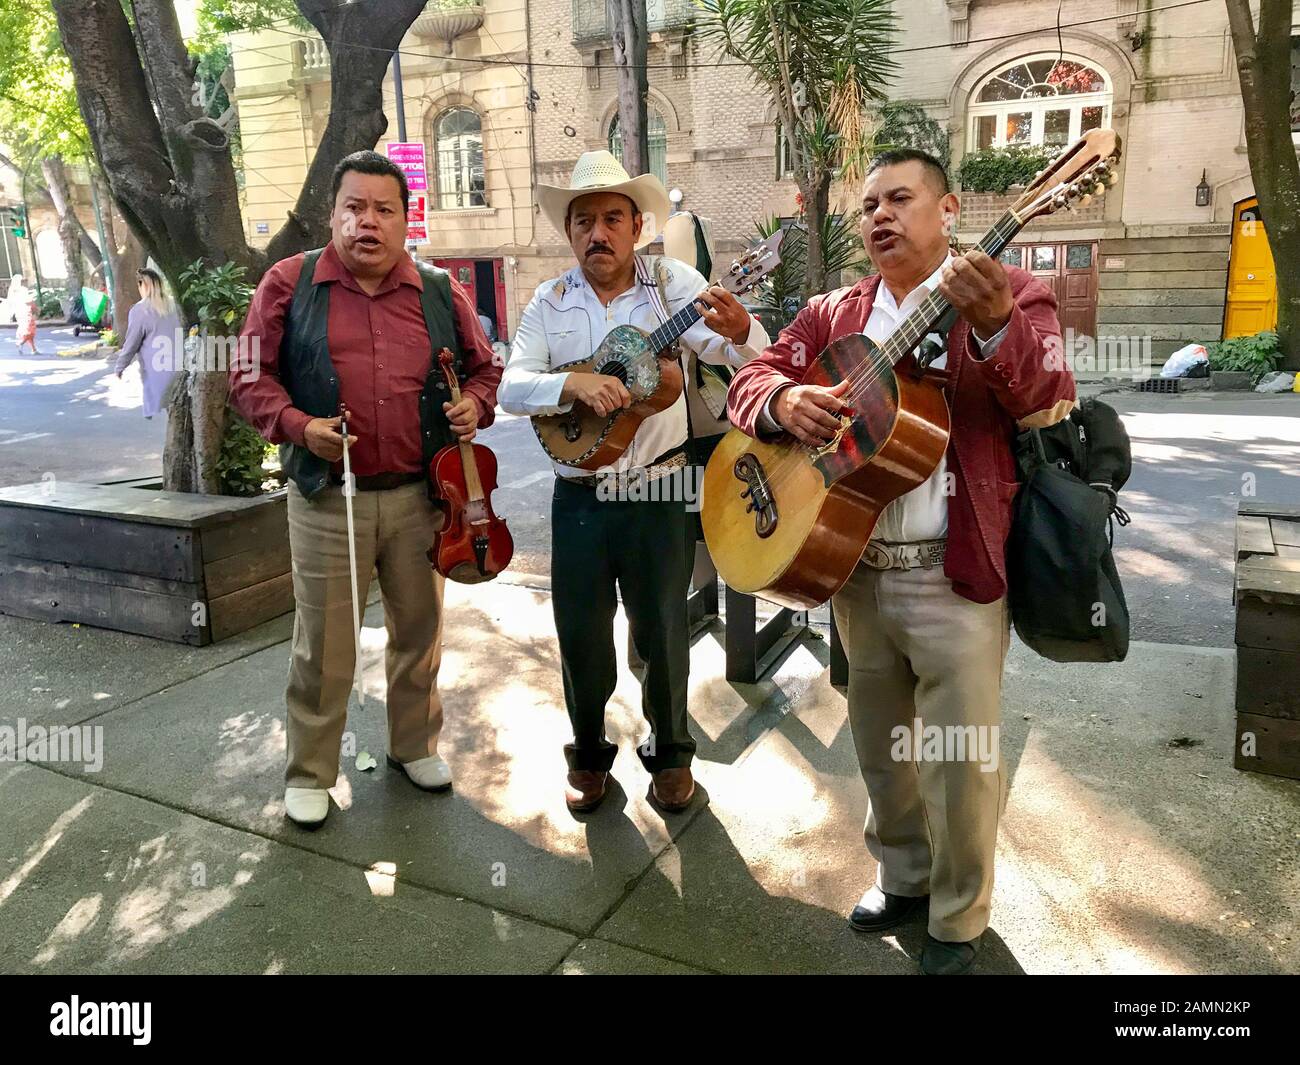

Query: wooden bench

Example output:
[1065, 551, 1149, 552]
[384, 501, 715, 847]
[0, 481, 292, 645]
[1233, 502, 1300, 780]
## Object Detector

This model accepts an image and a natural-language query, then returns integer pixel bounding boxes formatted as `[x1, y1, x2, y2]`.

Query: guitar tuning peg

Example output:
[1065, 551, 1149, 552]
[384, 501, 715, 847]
[1106, 172, 1119, 187]
[1093, 182, 1106, 196]
[1078, 193, 1093, 207]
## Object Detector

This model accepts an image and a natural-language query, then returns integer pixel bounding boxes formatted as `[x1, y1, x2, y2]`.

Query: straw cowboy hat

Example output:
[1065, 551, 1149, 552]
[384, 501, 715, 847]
[537, 150, 671, 250]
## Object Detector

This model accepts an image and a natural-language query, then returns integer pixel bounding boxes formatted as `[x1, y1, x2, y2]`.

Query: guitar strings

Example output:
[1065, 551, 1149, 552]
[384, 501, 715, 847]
[750, 211, 1021, 497]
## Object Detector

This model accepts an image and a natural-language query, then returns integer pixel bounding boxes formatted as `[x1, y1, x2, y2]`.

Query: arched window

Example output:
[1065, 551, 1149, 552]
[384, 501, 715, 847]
[609, 110, 668, 187]
[434, 107, 485, 210]
[969, 55, 1111, 151]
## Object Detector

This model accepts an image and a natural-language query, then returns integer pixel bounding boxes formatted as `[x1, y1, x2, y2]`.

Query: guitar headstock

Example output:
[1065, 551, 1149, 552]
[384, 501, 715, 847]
[1011, 129, 1122, 223]
[719, 229, 785, 296]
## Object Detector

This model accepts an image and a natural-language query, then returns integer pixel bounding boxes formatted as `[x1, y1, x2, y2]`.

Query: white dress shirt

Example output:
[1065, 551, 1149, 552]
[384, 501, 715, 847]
[759, 254, 1007, 542]
[500, 256, 769, 478]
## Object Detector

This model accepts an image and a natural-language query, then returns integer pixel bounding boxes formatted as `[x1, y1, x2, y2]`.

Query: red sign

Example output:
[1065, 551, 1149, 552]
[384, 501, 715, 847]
[406, 193, 427, 245]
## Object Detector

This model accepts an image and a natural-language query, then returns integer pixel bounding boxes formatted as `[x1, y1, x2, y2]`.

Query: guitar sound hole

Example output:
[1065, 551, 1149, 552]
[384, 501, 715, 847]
[596, 361, 628, 385]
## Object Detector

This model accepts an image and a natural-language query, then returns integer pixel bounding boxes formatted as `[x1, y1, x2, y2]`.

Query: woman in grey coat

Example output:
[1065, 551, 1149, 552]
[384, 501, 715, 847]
[114, 268, 181, 419]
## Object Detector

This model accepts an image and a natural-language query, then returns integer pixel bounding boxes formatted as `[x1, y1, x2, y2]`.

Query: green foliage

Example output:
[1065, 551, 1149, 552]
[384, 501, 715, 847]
[871, 102, 950, 173]
[34, 290, 62, 318]
[178, 260, 253, 334]
[750, 212, 866, 327]
[0, 0, 89, 156]
[194, 0, 308, 50]
[957, 144, 1060, 194]
[217, 413, 276, 497]
[1208, 331, 1281, 383]
[99, 327, 121, 347]
[696, 0, 897, 184]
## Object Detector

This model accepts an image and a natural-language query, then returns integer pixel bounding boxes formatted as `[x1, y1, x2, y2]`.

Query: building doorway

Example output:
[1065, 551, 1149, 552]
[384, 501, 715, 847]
[999, 240, 1098, 338]
[1224, 197, 1277, 338]
[431, 257, 510, 343]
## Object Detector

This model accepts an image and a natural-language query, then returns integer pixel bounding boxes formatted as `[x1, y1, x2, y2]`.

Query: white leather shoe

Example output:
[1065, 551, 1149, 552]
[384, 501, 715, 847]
[387, 753, 453, 791]
[284, 787, 329, 827]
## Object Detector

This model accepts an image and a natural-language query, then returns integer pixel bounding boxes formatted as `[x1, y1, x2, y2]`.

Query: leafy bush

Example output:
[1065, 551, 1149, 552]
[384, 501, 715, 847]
[99, 327, 121, 347]
[178, 259, 268, 495]
[957, 144, 1060, 194]
[871, 102, 951, 173]
[36, 290, 63, 319]
[217, 413, 276, 497]
[1208, 331, 1280, 384]
[178, 260, 252, 333]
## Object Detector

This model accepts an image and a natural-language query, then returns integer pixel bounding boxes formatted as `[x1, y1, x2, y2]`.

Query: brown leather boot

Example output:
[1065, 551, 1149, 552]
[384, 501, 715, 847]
[650, 767, 695, 812]
[565, 770, 608, 813]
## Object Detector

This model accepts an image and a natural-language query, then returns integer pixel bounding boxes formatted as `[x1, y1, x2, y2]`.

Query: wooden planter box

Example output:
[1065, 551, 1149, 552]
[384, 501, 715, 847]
[0, 481, 292, 645]
[1233, 502, 1300, 780]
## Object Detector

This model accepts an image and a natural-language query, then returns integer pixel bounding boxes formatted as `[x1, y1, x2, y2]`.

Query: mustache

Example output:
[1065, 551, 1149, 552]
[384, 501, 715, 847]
[586, 244, 614, 257]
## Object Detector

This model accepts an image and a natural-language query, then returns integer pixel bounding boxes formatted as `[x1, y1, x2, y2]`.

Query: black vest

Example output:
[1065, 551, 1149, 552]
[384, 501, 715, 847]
[277, 248, 463, 500]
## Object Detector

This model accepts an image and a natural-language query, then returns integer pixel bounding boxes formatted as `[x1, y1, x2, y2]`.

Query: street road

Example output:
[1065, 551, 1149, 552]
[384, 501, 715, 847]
[4, 323, 1298, 647]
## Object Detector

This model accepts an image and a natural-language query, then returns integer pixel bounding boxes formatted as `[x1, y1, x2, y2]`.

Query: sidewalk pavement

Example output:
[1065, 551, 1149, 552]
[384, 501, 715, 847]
[1, 574, 1296, 975]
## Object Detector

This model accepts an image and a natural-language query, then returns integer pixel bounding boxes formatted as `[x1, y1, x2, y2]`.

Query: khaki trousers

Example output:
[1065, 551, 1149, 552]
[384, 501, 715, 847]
[285, 480, 445, 789]
[831, 560, 1010, 942]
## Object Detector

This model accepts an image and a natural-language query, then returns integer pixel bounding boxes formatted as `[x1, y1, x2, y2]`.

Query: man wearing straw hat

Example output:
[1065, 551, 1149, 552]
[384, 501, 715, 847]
[500, 150, 769, 814]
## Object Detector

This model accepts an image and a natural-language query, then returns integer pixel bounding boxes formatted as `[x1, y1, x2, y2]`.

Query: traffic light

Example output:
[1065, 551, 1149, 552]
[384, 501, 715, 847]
[8, 205, 26, 239]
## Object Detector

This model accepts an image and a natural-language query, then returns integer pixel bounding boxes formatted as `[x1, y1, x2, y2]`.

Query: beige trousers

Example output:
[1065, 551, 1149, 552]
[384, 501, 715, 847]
[285, 480, 445, 789]
[831, 560, 1010, 942]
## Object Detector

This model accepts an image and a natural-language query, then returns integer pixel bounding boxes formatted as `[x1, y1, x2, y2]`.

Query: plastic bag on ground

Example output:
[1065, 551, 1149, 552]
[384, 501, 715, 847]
[1159, 343, 1209, 378]
[1255, 371, 1295, 393]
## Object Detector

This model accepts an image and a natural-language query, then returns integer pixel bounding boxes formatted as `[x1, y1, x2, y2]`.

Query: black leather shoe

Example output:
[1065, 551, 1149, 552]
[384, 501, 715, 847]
[848, 886, 928, 932]
[921, 934, 982, 975]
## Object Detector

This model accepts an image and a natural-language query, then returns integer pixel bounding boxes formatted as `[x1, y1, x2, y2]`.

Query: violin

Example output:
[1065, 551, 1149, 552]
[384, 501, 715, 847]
[428, 348, 513, 583]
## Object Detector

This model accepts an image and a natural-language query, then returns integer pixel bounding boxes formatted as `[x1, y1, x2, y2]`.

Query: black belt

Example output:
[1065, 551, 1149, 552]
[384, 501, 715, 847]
[330, 470, 423, 492]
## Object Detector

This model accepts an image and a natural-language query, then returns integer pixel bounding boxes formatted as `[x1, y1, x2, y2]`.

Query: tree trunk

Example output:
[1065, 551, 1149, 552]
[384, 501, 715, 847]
[41, 155, 85, 303]
[799, 169, 833, 301]
[264, 0, 434, 264]
[1226, 0, 1300, 368]
[91, 166, 143, 328]
[608, 0, 650, 180]
[190, 333, 229, 495]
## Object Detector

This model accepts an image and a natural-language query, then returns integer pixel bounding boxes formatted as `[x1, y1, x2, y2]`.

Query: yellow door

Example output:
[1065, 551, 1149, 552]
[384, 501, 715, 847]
[1224, 197, 1278, 338]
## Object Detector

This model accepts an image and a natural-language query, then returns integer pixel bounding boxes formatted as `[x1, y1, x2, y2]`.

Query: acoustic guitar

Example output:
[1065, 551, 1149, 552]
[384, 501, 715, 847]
[701, 129, 1122, 610]
[532, 231, 784, 470]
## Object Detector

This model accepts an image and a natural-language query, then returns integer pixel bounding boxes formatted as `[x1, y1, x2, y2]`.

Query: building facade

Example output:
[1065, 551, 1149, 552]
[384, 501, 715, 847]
[228, 0, 1295, 366]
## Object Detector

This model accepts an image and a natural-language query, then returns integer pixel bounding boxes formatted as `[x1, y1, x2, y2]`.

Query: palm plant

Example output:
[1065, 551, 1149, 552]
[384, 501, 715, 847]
[752, 211, 867, 327]
[697, 0, 895, 299]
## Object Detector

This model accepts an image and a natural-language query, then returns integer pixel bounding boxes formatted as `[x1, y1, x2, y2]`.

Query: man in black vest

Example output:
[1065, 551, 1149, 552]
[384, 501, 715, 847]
[231, 151, 501, 827]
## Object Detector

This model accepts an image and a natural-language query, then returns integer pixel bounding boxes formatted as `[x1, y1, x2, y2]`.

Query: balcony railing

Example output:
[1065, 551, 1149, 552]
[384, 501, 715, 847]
[573, 0, 693, 43]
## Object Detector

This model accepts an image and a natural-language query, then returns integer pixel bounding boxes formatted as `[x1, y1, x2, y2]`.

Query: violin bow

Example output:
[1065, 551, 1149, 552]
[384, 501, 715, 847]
[339, 405, 365, 709]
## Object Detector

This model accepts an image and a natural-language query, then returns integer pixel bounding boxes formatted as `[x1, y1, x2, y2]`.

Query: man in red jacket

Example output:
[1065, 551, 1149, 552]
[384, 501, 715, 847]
[726, 148, 1074, 974]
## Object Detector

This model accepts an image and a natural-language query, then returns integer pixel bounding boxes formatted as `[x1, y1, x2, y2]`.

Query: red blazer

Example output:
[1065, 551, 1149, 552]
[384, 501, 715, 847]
[726, 267, 1075, 604]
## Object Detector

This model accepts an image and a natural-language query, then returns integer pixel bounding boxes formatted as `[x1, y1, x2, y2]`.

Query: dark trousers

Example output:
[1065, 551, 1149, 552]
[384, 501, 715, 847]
[551, 476, 695, 773]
